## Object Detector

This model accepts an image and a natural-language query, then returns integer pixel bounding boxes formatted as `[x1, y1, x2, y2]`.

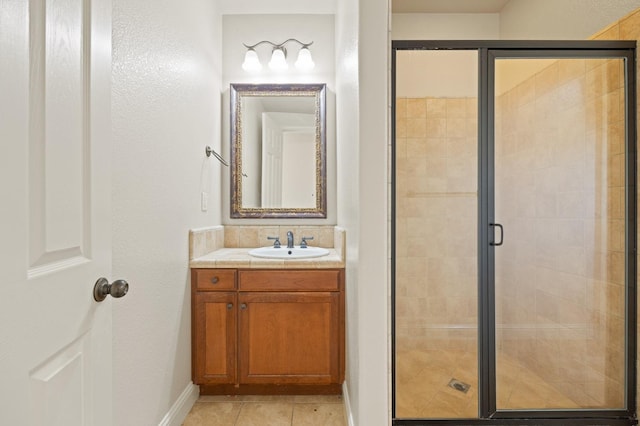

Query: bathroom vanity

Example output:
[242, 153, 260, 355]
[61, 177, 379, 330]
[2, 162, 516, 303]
[191, 267, 344, 394]
[189, 226, 346, 395]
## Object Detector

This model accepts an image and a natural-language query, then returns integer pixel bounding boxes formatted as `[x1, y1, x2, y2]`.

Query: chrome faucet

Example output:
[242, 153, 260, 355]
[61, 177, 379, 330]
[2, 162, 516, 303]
[286, 231, 294, 248]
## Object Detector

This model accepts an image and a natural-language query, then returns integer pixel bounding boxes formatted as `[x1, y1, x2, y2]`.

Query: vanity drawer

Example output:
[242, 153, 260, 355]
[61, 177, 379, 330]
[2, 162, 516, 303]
[194, 269, 237, 291]
[238, 270, 340, 292]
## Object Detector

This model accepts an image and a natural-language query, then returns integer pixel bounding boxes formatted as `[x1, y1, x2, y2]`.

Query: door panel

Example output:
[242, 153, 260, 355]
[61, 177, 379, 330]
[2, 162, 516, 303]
[0, 0, 113, 424]
[239, 292, 339, 384]
[394, 49, 479, 419]
[193, 292, 237, 384]
[29, 335, 90, 426]
[29, 0, 89, 274]
[493, 56, 628, 411]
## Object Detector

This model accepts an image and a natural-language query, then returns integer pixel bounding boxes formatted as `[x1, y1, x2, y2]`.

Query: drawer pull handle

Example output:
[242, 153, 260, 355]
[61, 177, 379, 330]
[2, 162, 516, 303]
[227, 303, 233, 310]
[210, 276, 219, 284]
[240, 303, 247, 310]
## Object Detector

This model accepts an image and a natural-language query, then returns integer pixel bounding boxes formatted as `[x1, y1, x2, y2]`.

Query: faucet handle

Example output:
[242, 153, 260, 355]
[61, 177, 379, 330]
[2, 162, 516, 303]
[267, 236, 281, 248]
[300, 236, 314, 248]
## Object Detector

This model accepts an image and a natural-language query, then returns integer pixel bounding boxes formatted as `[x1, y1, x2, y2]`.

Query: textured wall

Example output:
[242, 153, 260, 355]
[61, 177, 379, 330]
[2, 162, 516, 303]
[111, 0, 222, 423]
[334, 0, 360, 424]
[355, 0, 391, 424]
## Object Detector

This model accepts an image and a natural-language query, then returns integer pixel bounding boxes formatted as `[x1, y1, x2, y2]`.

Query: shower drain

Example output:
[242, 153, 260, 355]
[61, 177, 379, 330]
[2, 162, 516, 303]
[448, 378, 471, 393]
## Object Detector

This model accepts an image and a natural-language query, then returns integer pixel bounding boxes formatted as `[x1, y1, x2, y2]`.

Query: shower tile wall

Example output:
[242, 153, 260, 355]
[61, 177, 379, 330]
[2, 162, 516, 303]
[395, 97, 478, 352]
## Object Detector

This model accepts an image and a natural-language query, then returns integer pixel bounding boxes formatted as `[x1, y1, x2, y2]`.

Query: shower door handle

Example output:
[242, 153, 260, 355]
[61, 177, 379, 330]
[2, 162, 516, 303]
[490, 223, 503, 246]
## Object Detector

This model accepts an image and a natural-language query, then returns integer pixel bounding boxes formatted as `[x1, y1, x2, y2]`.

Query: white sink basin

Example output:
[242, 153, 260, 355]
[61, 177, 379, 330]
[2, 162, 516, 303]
[248, 246, 330, 259]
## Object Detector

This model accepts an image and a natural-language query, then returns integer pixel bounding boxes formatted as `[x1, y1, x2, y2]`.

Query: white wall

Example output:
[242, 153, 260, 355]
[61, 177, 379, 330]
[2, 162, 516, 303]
[221, 14, 337, 224]
[219, 0, 336, 15]
[111, 0, 222, 424]
[335, 0, 360, 424]
[340, 0, 391, 424]
[392, 13, 499, 40]
[500, 0, 640, 39]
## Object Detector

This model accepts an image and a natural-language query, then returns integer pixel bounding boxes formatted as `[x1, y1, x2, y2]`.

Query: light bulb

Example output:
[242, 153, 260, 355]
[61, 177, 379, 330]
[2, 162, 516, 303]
[268, 48, 288, 71]
[242, 49, 261, 71]
[295, 47, 315, 70]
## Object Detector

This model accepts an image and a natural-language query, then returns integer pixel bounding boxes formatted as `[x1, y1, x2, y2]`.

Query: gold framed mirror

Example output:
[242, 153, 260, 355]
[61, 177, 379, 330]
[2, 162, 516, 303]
[230, 83, 327, 218]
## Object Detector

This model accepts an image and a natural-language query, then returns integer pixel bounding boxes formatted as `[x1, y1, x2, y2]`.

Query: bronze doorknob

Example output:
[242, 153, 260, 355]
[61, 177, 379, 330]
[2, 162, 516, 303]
[93, 277, 129, 302]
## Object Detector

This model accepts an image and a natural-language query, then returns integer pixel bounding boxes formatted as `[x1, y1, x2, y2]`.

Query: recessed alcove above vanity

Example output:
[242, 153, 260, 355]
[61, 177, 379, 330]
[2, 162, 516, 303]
[189, 225, 345, 395]
[190, 13, 343, 397]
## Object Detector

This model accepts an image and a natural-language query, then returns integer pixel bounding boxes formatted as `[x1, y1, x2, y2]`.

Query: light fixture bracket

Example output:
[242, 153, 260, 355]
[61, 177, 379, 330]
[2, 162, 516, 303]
[272, 46, 287, 57]
[242, 38, 313, 51]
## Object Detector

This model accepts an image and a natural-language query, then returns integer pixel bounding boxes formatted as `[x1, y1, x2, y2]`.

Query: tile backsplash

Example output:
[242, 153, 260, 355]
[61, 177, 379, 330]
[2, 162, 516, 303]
[189, 225, 224, 260]
[189, 225, 344, 260]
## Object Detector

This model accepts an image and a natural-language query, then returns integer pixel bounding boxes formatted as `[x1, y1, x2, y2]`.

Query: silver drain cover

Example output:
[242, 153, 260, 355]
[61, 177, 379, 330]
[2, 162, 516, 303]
[448, 378, 471, 393]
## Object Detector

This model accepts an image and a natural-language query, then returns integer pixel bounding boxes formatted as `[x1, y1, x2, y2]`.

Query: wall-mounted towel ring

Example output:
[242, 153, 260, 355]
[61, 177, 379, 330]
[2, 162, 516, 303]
[205, 146, 229, 167]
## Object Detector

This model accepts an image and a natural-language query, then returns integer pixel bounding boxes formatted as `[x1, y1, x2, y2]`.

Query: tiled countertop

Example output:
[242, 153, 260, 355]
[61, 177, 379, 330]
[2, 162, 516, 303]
[190, 247, 345, 269]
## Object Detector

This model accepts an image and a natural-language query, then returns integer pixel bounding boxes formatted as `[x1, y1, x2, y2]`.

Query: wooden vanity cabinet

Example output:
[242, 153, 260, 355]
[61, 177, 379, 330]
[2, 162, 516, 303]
[191, 268, 345, 394]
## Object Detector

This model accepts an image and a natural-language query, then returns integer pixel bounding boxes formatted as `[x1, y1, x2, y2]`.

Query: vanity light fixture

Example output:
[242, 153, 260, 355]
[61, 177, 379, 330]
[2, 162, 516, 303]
[268, 47, 288, 71]
[242, 39, 315, 72]
[241, 48, 261, 71]
[294, 46, 315, 71]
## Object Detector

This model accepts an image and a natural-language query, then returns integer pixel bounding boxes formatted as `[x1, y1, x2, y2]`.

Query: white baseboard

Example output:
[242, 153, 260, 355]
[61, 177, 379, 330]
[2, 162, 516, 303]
[342, 381, 355, 426]
[158, 382, 199, 426]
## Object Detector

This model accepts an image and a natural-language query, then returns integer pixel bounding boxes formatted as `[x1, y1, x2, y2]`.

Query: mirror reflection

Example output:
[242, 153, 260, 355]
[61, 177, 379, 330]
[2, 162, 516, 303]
[230, 84, 326, 218]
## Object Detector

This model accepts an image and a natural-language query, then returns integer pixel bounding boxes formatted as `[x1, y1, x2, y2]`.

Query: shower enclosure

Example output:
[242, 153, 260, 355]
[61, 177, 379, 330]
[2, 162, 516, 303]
[392, 41, 636, 425]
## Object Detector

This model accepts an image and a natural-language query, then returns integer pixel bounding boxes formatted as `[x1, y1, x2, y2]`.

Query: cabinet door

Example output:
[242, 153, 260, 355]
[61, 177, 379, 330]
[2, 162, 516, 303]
[193, 292, 237, 384]
[238, 292, 340, 384]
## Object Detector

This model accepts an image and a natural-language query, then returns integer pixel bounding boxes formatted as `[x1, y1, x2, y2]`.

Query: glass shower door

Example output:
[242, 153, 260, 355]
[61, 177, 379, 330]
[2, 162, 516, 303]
[394, 49, 479, 419]
[393, 41, 636, 425]
[492, 55, 631, 412]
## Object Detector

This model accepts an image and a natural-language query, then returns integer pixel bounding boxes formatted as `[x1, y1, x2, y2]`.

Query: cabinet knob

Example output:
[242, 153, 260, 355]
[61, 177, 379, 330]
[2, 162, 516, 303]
[240, 303, 247, 310]
[210, 276, 219, 284]
[227, 303, 233, 310]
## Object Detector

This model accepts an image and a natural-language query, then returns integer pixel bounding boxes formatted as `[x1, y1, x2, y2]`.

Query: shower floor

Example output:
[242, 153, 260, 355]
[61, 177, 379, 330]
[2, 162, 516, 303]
[396, 348, 585, 419]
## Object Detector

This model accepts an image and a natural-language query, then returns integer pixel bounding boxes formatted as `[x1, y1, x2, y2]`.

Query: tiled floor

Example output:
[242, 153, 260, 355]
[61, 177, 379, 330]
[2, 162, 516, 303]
[396, 348, 587, 419]
[182, 395, 347, 426]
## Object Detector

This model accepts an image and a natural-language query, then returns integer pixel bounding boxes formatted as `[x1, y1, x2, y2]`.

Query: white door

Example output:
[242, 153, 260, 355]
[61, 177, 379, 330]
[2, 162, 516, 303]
[0, 0, 117, 425]
[261, 113, 284, 207]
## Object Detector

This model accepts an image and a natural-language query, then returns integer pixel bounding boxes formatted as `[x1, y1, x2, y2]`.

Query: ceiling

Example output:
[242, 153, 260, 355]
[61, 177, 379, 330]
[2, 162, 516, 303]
[392, 0, 510, 13]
